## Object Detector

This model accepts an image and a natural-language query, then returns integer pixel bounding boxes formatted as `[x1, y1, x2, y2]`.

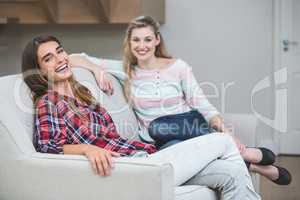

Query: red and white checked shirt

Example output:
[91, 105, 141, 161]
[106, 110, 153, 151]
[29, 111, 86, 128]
[34, 90, 157, 156]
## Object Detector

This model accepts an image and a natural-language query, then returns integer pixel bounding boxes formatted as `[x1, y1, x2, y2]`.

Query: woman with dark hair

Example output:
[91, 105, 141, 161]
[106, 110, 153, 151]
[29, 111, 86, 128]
[22, 35, 261, 200]
[22, 35, 157, 176]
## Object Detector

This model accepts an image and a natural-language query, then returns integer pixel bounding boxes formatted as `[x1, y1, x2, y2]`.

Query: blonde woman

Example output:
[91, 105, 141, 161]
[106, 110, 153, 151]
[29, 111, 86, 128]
[70, 16, 291, 185]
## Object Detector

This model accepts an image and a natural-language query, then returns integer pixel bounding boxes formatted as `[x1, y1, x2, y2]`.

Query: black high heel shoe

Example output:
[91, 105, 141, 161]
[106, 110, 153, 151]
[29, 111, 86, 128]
[272, 165, 292, 185]
[257, 147, 276, 166]
[244, 162, 292, 185]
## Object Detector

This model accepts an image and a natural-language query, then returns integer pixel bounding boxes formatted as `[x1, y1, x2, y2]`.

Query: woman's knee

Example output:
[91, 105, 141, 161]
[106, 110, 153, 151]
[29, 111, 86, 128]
[148, 120, 161, 139]
[148, 120, 179, 141]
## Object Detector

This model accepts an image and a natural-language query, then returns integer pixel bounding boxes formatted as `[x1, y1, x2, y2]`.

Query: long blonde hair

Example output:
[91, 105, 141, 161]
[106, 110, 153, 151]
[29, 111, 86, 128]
[123, 16, 171, 101]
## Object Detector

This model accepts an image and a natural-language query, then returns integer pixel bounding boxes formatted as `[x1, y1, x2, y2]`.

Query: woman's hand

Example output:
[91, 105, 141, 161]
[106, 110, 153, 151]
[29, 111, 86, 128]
[93, 68, 114, 95]
[209, 115, 246, 153]
[83, 145, 120, 176]
[68, 54, 114, 95]
[209, 115, 226, 133]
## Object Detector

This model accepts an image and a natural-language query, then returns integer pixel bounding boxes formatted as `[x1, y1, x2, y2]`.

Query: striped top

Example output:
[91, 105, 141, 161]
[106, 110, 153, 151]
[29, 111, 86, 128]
[81, 53, 219, 142]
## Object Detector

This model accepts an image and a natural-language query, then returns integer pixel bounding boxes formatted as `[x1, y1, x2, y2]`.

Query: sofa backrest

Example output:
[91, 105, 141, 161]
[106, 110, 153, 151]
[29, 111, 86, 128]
[0, 73, 35, 157]
[72, 68, 140, 140]
[0, 68, 140, 157]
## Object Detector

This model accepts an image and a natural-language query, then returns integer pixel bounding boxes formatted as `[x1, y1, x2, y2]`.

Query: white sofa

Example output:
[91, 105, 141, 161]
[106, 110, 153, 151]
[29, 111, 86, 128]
[0, 68, 259, 200]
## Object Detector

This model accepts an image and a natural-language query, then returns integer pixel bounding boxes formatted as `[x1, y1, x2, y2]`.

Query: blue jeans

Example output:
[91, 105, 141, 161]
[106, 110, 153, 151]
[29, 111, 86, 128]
[148, 110, 214, 149]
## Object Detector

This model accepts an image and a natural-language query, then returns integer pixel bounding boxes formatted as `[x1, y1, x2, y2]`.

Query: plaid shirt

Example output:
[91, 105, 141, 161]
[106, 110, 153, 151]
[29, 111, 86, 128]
[34, 90, 157, 156]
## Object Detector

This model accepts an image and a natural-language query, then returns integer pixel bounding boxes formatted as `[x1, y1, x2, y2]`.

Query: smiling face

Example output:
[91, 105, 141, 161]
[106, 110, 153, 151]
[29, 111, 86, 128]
[37, 41, 72, 82]
[130, 26, 160, 62]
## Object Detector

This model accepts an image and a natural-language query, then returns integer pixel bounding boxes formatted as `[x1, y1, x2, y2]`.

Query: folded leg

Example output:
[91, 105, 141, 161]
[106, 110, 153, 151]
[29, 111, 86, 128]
[185, 159, 260, 200]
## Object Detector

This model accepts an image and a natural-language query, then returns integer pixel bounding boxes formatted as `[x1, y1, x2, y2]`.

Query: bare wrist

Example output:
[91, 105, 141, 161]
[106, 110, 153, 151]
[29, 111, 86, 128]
[93, 67, 104, 75]
[80, 144, 90, 155]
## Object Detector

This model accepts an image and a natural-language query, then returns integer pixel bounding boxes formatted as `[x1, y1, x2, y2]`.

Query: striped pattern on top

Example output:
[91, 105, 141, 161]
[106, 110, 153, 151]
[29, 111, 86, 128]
[81, 53, 219, 141]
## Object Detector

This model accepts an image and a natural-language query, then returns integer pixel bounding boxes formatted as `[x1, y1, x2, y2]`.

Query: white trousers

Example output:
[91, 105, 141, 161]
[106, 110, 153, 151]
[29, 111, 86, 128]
[148, 133, 261, 200]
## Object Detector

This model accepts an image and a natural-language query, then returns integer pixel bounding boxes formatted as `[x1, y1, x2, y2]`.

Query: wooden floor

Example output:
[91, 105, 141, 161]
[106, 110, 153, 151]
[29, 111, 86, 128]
[260, 155, 300, 200]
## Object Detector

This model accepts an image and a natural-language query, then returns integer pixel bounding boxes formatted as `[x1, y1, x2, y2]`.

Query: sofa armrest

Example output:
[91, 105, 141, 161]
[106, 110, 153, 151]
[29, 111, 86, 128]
[223, 113, 257, 147]
[0, 153, 174, 200]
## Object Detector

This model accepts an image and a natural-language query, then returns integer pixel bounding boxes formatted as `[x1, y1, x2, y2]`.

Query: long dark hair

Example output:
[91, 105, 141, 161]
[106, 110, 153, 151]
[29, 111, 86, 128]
[22, 35, 96, 105]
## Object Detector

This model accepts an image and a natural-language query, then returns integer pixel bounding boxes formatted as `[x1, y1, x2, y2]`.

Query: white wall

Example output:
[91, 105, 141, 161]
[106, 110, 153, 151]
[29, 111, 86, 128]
[0, 25, 125, 76]
[161, 0, 275, 147]
[0, 0, 275, 147]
